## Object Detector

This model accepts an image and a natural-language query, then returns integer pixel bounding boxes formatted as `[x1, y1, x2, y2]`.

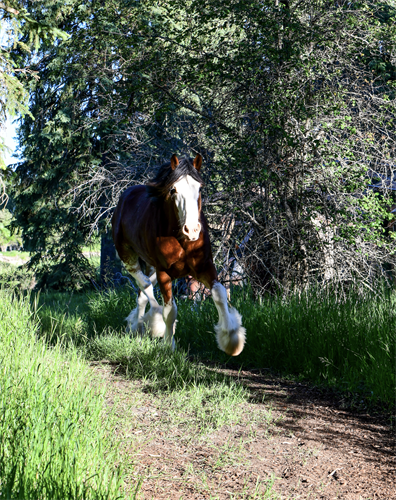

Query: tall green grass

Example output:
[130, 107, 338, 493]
[176, 286, 396, 406]
[36, 284, 396, 407]
[36, 287, 134, 345]
[36, 288, 249, 432]
[0, 291, 124, 499]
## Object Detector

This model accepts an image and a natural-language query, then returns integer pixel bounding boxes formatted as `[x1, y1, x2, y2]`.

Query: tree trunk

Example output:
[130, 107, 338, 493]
[100, 230, 121, 285]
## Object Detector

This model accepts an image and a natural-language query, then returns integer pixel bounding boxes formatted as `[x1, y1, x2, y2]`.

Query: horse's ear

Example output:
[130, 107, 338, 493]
[170, 154, 179, 170]
[193, 154, 202, 172]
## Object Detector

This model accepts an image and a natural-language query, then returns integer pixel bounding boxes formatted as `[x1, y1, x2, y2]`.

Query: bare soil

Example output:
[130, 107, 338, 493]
[92, 363, 395, 500]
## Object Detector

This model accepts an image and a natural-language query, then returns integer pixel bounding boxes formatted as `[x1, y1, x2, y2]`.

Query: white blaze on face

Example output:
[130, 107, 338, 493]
[172, 175, 201, 241]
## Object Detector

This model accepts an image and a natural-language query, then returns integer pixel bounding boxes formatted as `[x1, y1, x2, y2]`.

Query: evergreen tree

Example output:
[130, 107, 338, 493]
[0, 0, 67, 169]
[12, 0, 396, 292]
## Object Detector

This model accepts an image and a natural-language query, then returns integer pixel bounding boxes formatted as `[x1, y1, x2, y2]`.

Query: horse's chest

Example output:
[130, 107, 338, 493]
[156, 236, 205, 278]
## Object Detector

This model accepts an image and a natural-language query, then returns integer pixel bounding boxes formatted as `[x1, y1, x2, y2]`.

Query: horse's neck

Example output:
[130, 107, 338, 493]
[159, 198, 180, 236]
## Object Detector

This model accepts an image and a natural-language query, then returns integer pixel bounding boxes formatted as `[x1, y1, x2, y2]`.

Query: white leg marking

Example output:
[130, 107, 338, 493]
[131, 269, 160, 308]
[125, 260, 166, 337]
[125, 291, 148, 334]
[162, 299, 177, 350]
[211, 282, 246, 356]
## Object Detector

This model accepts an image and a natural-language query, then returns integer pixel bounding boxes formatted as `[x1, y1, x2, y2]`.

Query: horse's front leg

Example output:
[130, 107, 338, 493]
[198, 265, 246, 356]
[157, 270, 177, 350]
[124, 257, 165, 338]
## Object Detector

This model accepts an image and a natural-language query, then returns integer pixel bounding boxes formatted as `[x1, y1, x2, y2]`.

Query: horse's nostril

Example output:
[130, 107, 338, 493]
[183, 225, 189, 234]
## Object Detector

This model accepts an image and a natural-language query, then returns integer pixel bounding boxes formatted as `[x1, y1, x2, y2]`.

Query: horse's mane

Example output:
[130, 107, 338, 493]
[146, 157, 204, 200]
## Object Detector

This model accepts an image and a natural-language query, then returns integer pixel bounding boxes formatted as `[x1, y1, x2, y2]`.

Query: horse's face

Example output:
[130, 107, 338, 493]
[170, 175, 202, 241]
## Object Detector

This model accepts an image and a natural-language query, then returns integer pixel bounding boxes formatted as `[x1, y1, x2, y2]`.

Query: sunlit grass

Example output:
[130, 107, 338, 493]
[0, 291, 124, 499]
[87, 331, 248, 432]
[0, 250, 30, 259]
[176, 286, 396, 406]
[35, 283, 396, 407]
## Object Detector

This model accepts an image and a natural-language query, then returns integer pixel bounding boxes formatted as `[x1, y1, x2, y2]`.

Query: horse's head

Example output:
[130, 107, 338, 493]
[169, 154, 203, 241]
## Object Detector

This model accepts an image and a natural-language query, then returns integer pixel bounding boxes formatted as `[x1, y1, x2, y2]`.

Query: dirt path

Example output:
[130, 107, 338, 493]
[92, 363, 395, 500]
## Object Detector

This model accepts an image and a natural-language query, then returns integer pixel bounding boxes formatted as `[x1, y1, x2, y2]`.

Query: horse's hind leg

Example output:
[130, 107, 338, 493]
[124, 258, 166, 338]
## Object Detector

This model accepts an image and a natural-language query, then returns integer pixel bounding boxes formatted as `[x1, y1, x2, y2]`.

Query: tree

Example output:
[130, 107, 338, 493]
[12, 0, 396, 293]
[11, 0, 165, 288]
[113, 0, 396, 293]
[0, 1, 67, 171]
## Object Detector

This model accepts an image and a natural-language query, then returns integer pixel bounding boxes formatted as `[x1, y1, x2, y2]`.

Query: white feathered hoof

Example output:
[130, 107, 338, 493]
[141, 306, 166, 339]
[125, 308, 139, 334]
[125, 306, 166, 338]
[214, 306, 246, 356]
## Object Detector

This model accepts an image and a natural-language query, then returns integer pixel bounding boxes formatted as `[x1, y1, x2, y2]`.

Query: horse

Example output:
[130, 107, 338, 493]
[111, 154, 246, 356]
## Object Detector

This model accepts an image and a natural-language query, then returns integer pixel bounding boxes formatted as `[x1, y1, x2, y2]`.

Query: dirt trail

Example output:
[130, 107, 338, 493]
[93, 364, 395, 500]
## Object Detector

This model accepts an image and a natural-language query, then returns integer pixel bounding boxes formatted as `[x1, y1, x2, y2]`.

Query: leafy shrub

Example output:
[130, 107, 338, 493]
[0, 261, 34, 289]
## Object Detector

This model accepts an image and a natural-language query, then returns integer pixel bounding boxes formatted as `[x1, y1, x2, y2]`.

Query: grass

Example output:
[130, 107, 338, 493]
[35, 283, 396, 408]
[0, 250, 30, 258]
[3, 274, 393, 498]
[31, 286, 253, 433]
[0, 290, 124, 499]
[87, 331, 249, 432]
[2, 252, 394, 500]
[176, 286, 396, 407]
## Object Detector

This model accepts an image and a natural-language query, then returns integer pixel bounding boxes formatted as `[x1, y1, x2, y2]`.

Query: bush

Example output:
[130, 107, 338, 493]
[0, 261, 34, 289]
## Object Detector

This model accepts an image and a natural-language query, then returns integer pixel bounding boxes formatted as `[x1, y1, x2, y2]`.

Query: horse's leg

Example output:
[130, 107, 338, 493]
[139, 265, 166, 338]
[157, 270, 177, 350]
[198, 264, 246, 356]
[126, 267, 155, 332]
[124, 257, 165, 338]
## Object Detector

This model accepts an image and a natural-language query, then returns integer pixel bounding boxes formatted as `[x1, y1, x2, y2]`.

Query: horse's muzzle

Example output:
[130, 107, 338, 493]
[182, 222, 201, 241]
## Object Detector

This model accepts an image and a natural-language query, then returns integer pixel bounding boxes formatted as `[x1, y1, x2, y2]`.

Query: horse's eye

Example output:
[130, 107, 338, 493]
[170, 188, 176, 196]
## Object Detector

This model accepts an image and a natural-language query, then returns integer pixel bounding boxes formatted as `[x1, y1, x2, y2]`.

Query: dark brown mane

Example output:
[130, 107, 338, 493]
[146, 157, 204, 200]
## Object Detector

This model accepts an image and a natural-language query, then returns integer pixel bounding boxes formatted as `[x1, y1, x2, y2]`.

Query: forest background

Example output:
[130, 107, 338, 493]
[1, 0, 396, 293]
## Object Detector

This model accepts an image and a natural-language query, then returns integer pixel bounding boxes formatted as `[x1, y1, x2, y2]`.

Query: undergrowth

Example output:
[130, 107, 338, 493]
[177, 286, 396, 407]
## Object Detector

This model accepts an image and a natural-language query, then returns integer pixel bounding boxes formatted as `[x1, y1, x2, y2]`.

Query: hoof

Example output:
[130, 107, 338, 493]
[141, 306, 166, 338]
[215, 307, 246, 356]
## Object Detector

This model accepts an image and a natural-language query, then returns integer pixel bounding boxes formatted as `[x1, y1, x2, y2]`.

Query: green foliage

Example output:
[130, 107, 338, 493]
[10, 0, 153, 288]
[0, 261, 33, 289]
[0, 1, 68, 168]
[31, 248, 95, 291]
[10, 0, 396, 290]
[0, 208, 13, 244]
[0, 208, 22, 248]
[0, 290, 124, 499]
